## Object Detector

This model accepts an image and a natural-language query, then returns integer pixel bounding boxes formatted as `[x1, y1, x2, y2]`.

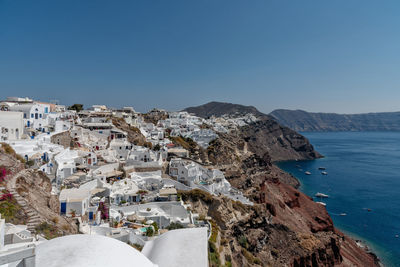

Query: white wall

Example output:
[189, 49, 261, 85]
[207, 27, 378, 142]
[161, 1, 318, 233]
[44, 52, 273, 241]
[66, 199, 88, 216]
[0, 111, 24, 141]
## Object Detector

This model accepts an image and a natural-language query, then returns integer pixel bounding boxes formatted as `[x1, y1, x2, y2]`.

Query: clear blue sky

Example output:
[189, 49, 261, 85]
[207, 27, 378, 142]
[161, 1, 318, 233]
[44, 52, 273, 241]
[1, 0, 400, 114]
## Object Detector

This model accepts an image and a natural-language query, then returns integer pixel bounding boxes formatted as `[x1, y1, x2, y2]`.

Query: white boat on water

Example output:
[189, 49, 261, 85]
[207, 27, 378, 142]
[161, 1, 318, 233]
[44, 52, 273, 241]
[339, 213, 347, 216]
[321, 171, 328, 175]
[315, 192, 329, 198]
[316, 201, 326, 206]
[305, 171, 311, 175]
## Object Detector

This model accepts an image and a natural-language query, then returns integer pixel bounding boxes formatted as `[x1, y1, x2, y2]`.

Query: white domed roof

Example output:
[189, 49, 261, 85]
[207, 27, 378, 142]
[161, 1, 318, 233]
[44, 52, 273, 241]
[36, 234, 156, 267]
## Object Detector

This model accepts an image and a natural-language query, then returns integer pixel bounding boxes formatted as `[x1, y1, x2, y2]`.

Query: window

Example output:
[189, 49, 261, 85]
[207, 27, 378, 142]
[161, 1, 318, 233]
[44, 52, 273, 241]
[31, 114, 34, 118]
[39, 114, 42, 118]
[24, 113, 27, 119]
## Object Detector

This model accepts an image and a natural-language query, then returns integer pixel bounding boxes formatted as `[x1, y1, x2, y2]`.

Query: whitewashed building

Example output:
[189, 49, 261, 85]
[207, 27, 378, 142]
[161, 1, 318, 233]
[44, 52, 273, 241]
[59, 188, 90, 216]
[9, 103, 50, 129]
[0, 111, 24, 141]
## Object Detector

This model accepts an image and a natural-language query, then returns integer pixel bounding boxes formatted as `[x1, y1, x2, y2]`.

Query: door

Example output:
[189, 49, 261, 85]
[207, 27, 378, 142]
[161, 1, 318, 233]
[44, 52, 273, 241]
[60, 202, 67, 214]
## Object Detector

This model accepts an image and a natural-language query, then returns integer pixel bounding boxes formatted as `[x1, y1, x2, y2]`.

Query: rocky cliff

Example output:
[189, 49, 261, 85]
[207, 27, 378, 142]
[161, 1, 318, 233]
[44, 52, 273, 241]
[270, 109, 400, 132]
[185, 128, 379, 267]
[183, 102, 379, 266]
[185, 102, 321, 162]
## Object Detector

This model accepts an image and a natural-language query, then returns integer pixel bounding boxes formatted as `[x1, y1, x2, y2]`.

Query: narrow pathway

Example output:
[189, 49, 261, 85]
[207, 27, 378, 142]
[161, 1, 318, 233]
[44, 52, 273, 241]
[6, 169, 42, 233]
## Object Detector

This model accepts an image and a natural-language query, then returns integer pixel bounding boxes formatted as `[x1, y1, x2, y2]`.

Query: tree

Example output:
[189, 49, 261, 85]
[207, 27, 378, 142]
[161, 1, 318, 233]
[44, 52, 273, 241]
[146, 227, 154, 237]
[68, 104, 84, 112]
[151, 221, 159, 232]
[153, 144, 161, 151]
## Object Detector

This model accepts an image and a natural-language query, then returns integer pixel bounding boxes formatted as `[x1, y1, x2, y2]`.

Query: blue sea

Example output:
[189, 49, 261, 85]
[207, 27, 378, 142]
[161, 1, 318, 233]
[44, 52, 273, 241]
[277, 132, 400, 267]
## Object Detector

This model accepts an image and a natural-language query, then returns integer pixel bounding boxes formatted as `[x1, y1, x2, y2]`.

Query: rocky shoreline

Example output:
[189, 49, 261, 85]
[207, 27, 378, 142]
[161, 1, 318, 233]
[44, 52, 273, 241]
[354, 240, 383, 267]
[277, 163, 384, 267]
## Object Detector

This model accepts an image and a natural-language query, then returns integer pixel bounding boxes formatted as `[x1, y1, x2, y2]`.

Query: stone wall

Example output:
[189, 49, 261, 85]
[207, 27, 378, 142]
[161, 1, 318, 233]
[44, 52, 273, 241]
[51, 131, 73, 148]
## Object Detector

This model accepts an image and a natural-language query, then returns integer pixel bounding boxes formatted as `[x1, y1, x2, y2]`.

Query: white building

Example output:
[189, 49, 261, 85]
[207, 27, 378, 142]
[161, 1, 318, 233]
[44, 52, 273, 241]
[169, 158, 202, 185]
[59, 188, 90, 217]
[54, 148, 80, 184]
[90, 105, 109, 112]
[0, 111, 24, 141]
[0, 215, 44, 267]
[9, 103, 50, 129]
[109, 179, 140, 205]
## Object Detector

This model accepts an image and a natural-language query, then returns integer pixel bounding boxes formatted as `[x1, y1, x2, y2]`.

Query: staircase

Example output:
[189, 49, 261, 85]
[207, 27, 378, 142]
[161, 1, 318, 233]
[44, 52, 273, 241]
[9, 188, 42, 233]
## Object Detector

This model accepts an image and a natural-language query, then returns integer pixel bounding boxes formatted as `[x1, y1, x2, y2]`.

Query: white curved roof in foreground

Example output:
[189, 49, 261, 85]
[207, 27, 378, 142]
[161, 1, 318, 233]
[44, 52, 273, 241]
[36, 234, 157, 267]
[142, 227, 208, 267]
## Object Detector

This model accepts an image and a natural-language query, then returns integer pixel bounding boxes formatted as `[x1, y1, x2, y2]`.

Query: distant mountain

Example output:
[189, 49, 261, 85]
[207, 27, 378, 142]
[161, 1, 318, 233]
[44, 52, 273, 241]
[184, 102, 321, 161]
[184, 101, 264, 118]
[270, 109, 400, 132]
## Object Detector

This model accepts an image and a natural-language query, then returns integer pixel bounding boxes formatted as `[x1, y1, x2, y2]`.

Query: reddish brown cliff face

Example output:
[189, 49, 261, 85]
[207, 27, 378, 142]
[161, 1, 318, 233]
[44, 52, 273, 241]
[188, 119, 380, 267]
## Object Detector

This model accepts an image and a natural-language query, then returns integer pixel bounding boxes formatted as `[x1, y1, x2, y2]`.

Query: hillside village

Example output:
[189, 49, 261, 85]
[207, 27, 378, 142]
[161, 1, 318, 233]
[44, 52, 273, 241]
[0, 96, 254, 266]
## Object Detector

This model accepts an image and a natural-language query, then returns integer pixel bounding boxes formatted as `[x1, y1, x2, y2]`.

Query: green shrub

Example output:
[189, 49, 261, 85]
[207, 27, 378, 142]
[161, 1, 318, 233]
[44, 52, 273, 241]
[180, 189, 213, 204]
[153, 144, 161, 151]
[26, 160, 35, 167]
[166, 222, 185, 230]
[238, 235, 248, 249]
[151, 221, 159, 232]
[241, 248, 261, 265]
[208, 241, 220, 266]
[67, 104, 83, 112]
[35, 222, 62, 240]
[209, 220, 218, 243]
[0, 199, 20, 222]
[146, 227, 154, 237]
